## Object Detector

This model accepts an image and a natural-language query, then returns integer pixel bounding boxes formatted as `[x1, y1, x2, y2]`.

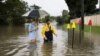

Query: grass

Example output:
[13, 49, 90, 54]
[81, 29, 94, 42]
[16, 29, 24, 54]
[63, 24, 100, 34]
[76, 24, 100, 34]
[84, 25, 100, 34]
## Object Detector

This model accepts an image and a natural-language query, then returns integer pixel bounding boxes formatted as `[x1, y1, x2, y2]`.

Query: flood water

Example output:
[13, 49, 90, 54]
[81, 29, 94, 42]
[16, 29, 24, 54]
[0, 23, 100, 56]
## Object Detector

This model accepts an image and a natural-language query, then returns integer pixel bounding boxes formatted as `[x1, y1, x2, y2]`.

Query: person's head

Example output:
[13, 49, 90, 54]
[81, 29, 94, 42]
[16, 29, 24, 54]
[25, 19, 28, 23]
[45, 19, 50, 25]
[31, 19, 36, 24]
[26, 19, 32, 23]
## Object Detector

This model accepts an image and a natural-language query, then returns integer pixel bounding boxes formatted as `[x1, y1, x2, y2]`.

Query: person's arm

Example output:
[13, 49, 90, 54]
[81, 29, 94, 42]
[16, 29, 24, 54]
[29, 24, 35, 32]
[41, 26, 47, 40]
[52, 26, 57, 37]
[34, 24, 38, 31]
[29, 24, 32, 32]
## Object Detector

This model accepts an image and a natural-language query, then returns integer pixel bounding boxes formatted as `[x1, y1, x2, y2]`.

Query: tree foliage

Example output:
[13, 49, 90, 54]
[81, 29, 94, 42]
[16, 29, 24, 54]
[62, 10, 70, 23]
[65, 0, 98, 18]
[56, 16, 63, 25]
[0, 0, 28, 25]
[56, 10, 70, 25]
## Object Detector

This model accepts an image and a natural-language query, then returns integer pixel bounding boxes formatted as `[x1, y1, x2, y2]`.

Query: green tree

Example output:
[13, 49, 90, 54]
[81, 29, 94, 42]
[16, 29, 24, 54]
[65, 0, 98, 18]
[56, 16, 63, 25]
[0, 0, 7, 25]
[5, 0, 28, 25]
[62, 10, 70, 23]
[0, 0, 28, 25]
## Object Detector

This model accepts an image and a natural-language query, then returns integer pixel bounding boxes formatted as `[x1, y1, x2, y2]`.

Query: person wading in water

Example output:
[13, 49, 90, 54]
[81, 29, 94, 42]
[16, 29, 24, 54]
[42, 19, 57, 43]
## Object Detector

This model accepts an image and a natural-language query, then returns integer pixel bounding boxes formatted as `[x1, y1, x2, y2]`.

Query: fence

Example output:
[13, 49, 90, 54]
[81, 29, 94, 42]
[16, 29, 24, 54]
[71, 14, 100, 26]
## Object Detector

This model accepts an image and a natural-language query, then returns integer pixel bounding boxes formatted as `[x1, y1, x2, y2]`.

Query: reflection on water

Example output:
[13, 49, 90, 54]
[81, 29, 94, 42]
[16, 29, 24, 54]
[0, 26, 27, 56]
[28, 43, 37, 56]
[41, 42, 53, 56]
[0, 24, 100, 56]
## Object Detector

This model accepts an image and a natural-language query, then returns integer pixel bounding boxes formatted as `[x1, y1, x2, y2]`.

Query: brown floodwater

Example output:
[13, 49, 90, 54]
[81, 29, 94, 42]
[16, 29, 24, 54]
[0, 24, 100, 56]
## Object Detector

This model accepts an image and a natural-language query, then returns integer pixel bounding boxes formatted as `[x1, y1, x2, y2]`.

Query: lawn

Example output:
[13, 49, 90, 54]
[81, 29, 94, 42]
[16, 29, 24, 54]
[76, 24, 100, 34]
[64, 24, 100, 34]
[84, 25, 100, 34]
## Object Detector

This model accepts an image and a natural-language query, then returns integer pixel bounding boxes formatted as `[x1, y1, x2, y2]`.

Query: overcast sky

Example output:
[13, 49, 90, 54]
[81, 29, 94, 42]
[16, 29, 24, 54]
[23, 0, 99, 16]
[23, 0, 68, 16]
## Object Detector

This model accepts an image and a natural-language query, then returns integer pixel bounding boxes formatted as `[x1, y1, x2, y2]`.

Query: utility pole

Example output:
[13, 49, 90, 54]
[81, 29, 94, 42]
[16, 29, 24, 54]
[99, 0, 100, 13]
[79, 0, 84, 44]
[81, 0, 84, 31]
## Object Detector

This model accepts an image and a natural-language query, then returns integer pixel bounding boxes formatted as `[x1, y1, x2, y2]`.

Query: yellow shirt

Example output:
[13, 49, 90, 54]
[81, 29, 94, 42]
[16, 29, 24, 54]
[41, 24, 56, 38]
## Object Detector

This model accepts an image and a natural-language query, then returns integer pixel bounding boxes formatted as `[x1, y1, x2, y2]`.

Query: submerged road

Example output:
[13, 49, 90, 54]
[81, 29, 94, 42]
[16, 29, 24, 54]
[0, 23, 100, 56]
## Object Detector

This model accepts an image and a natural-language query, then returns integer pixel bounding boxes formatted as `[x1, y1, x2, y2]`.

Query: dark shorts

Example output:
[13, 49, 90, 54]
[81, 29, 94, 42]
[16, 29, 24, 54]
[44, 30, 53, 42]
